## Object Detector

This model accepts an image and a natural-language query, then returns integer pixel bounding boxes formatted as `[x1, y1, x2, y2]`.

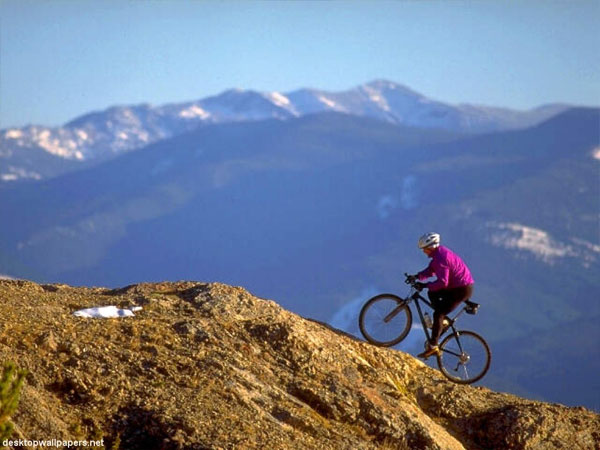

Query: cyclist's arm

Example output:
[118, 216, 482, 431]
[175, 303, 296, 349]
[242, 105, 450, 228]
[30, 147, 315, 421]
[417, 261, 436, 280]
[427, 263, 450, 291]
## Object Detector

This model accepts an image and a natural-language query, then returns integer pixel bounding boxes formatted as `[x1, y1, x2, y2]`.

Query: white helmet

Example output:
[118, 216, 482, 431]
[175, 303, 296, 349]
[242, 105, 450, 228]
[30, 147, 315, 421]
[418, 232, 440, 249]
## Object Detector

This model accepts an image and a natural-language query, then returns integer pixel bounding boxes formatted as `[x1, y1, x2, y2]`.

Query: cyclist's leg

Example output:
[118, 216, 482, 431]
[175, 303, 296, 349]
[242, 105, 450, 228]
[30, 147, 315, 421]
[431, 298, 462, 344]
[429, 285, 474, 345]
[427, 289, 448, 346]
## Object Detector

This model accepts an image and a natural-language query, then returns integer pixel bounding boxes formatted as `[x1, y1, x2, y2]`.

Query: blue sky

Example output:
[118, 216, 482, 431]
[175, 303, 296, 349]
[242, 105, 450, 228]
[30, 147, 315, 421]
[1, 0, 599, 128]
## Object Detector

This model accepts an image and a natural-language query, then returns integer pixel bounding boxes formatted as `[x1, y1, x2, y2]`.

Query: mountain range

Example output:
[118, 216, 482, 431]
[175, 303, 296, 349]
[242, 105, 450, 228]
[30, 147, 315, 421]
[0, 81, 598, 412]
[1, 80, 569, 182]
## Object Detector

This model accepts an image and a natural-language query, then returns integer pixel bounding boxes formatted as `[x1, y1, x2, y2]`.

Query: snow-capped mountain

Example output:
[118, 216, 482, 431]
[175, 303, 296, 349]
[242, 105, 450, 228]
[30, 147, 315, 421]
[0, 80, 570, 181]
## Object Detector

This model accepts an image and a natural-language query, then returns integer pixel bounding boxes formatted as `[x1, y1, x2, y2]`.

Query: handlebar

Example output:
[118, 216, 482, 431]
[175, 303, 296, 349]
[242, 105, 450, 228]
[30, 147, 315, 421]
[404, 273, 425, 291]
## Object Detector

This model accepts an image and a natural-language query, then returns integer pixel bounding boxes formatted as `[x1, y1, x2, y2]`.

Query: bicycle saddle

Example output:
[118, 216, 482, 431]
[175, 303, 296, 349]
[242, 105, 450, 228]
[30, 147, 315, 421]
[465, 300, 480, 314]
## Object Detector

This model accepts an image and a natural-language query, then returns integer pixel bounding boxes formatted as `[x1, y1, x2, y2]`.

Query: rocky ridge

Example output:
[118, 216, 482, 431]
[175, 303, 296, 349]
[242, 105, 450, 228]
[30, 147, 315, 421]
[0, 280, 597, 449]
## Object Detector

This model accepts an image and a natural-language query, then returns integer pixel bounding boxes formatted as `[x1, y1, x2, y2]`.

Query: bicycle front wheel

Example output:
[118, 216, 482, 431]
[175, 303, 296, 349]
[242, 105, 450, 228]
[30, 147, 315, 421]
[358, 294, 412, 347]
[436, 330, 491, 384]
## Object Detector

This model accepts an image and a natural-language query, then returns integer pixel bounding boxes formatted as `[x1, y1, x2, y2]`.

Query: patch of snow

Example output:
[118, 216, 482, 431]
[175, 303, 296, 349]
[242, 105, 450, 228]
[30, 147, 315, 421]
[38, 129, 50, 140]
[267, 92, 291, 107]
[136, 130, 151, 142]
[179, 105, 210, 119]
[400, 175, 418, 210]
[375, 175, 418, 219]
[73, 305, 142, 318]
[31, 128, 84, 159]
[1, 167, 42, 181]
[569, 237, 600, 268]
[488, 223, 574, 263]
[4, 129, 23, 139]
[363, 85, 391, 112]
[329, 287, 380, 335]
[76, 130, 89, 140]
[487, 222, 599, 266]
[377, 195, 398, 220]
[119, 108, 136, 121]
[571, 237, 600, 254]
[318, 95, 338, 109]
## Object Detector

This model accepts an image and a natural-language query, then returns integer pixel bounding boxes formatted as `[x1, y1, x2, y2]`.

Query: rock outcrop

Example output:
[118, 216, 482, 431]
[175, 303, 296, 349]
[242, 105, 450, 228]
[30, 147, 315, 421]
[0, 280, 597, 449]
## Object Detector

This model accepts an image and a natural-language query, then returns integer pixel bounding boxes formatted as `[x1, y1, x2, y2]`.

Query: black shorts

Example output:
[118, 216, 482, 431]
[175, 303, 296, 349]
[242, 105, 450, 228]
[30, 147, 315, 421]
[428, 284, 474, 315]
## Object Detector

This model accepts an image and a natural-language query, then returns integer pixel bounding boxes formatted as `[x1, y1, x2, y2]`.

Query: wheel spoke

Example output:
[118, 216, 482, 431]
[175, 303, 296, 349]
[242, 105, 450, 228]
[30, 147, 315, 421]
[359, 295, 412, 347]
[437, 330, 490, 384]
[441, 348, 462, 358]
[458, 362, 470, 380]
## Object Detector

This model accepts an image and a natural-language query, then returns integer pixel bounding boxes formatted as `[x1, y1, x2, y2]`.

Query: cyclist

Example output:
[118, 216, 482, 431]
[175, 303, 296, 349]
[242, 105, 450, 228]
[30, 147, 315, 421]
[411, 232, 474, 359]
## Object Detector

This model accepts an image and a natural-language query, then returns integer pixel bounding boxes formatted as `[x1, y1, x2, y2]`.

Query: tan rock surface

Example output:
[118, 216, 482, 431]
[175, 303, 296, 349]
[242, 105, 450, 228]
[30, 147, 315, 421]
[0, 280, 597, 449]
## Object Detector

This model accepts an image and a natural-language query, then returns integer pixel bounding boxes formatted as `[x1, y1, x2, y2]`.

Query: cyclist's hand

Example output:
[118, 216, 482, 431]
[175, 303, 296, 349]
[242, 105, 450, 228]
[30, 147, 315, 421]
[414, 282, 427, 291]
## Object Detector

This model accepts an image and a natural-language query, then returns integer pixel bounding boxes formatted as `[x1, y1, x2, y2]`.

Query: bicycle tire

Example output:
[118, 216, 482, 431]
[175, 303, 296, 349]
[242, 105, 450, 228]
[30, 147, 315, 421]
[358, 294, 412, 347]
[436, 330, 491, 384]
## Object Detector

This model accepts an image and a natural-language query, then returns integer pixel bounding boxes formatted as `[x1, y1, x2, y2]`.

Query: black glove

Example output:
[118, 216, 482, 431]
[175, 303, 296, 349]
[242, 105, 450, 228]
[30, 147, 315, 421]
[406, 274, 418, 283]
[414, 282, 427, 291]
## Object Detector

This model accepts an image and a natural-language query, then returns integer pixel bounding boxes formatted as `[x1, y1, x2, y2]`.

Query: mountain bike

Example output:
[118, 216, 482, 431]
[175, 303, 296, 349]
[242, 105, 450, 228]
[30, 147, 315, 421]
[358, 273, 491, 384]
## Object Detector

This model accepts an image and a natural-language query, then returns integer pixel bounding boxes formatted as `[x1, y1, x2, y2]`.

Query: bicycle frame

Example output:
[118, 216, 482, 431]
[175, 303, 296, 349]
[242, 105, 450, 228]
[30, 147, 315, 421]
[407, 289, 435, 343]
[385, 287, 471, 344]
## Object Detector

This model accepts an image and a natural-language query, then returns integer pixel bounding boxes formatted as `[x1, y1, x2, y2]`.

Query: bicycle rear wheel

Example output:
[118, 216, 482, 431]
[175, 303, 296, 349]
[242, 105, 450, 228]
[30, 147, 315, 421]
[436, 330, 491, 384]
[359, 294, 412, 347]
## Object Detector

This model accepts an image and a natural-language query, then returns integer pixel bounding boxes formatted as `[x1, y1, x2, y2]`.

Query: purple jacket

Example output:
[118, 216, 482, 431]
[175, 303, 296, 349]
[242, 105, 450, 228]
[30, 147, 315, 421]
[417, 245, 474, 291]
